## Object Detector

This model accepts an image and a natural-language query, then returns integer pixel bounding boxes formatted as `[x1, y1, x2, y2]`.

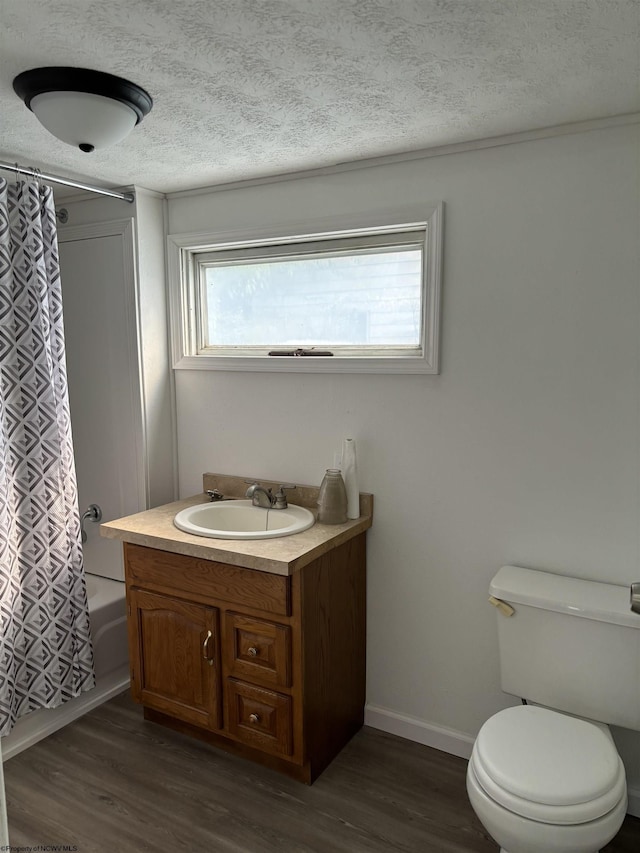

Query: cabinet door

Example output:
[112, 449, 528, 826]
[129, 588, 221, 730]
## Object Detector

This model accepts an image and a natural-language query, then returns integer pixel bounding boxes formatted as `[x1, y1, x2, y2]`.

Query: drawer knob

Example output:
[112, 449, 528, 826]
[249, 713, 260, 724]
[248, 646, 259, 657]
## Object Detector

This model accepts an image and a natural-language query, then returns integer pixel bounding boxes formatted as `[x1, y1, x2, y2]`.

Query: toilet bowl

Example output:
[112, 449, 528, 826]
[466, 705, 627, 853]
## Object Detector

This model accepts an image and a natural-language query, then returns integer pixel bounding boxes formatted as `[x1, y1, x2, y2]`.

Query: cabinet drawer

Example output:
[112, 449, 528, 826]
[124, 543, 290, 615]
[225, 613, 292, 688]
[227, 679, 292, 757]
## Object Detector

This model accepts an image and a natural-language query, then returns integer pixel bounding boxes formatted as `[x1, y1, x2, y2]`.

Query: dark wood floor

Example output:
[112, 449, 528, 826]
[4, 691, 640, 852]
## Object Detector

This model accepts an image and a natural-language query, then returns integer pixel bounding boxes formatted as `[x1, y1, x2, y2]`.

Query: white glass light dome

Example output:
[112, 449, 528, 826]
[30, 91, 138, 152]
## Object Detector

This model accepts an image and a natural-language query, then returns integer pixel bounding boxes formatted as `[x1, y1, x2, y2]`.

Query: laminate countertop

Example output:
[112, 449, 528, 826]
[101, 473, 373, 576]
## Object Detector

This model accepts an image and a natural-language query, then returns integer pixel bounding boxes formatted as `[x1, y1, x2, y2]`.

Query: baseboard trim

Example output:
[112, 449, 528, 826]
[365, 704, 640, 819]
[365, 703, 474, 760]
[1, 668, 130, 762]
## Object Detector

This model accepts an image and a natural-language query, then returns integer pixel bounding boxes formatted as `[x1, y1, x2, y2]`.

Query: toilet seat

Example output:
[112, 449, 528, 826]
[471, 705, 626, 825]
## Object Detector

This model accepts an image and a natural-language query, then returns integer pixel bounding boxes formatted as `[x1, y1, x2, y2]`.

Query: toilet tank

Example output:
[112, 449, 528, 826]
[490, 566, 640, 730]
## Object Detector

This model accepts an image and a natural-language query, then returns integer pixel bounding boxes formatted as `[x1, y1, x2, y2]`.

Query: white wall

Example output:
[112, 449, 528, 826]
[167, 123, 640, 802]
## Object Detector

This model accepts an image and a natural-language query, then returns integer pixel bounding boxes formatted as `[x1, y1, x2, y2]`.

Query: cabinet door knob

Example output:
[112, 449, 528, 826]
[247, 646, 259, 657]
[249, 713, 260, 724]
[202, 630, 214, 666]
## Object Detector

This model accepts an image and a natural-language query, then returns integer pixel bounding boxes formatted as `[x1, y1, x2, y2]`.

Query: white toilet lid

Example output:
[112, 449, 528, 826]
[472, 706, 626, 824]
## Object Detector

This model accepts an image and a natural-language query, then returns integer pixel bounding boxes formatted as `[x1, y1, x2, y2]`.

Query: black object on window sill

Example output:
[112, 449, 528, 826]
[268, 348, 334, 357]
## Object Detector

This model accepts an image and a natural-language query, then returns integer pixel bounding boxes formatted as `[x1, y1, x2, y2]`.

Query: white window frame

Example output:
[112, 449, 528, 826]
[167, 203, 443, 374]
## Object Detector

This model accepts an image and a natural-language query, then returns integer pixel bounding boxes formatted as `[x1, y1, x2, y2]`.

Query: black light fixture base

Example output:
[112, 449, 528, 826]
[13, 67, 153, 123]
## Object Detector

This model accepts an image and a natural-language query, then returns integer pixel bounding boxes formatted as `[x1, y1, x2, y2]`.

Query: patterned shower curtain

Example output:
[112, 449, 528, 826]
[0, 177, 95, 736]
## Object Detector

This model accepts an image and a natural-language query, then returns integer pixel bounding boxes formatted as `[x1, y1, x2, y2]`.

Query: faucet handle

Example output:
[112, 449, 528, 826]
[274, 484, 296, 509]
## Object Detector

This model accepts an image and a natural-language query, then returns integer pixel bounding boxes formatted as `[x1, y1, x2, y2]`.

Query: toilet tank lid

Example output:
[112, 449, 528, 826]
[490, 566, 640, 629]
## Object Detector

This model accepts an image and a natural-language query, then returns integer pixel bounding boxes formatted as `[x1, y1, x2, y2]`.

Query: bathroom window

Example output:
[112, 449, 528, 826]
[168, 203, 442, 374]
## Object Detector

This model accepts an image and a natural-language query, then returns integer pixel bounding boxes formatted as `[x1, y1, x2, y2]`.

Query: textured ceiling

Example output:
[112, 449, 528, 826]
[1, 0, 639, 194]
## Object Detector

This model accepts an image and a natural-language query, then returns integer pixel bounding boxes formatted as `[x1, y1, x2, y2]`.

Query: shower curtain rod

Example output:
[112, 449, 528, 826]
[0, 160, 134, 203]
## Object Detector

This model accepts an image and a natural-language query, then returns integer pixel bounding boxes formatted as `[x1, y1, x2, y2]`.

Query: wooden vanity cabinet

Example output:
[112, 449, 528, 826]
[123, 534, 366, 783]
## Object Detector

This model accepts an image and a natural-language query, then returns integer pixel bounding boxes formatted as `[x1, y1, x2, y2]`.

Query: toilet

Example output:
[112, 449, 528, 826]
[467, 565, 639, 853]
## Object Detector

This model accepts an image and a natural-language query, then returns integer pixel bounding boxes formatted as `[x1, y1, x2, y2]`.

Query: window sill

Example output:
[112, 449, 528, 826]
[173, 353, 438, 375]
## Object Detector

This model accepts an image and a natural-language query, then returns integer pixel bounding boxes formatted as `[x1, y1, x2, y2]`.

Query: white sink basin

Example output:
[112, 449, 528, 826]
[174, 499, 316, 540]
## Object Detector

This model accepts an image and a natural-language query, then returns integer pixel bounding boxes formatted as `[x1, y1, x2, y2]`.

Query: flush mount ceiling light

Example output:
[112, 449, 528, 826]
[13, 67, 153, 153]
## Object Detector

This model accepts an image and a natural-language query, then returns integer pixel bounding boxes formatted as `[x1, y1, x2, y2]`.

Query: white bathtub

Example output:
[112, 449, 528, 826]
[85, 574, 128, 679]
[1, 573, 130, 761]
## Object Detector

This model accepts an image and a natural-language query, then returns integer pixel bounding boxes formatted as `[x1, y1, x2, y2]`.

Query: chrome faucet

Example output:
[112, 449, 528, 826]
[245, 482, 297, 509]
[245, 483, 274, 508]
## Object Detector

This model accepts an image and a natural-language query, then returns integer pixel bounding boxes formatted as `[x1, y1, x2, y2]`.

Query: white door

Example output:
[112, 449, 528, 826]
[58, 219, 146, 581]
